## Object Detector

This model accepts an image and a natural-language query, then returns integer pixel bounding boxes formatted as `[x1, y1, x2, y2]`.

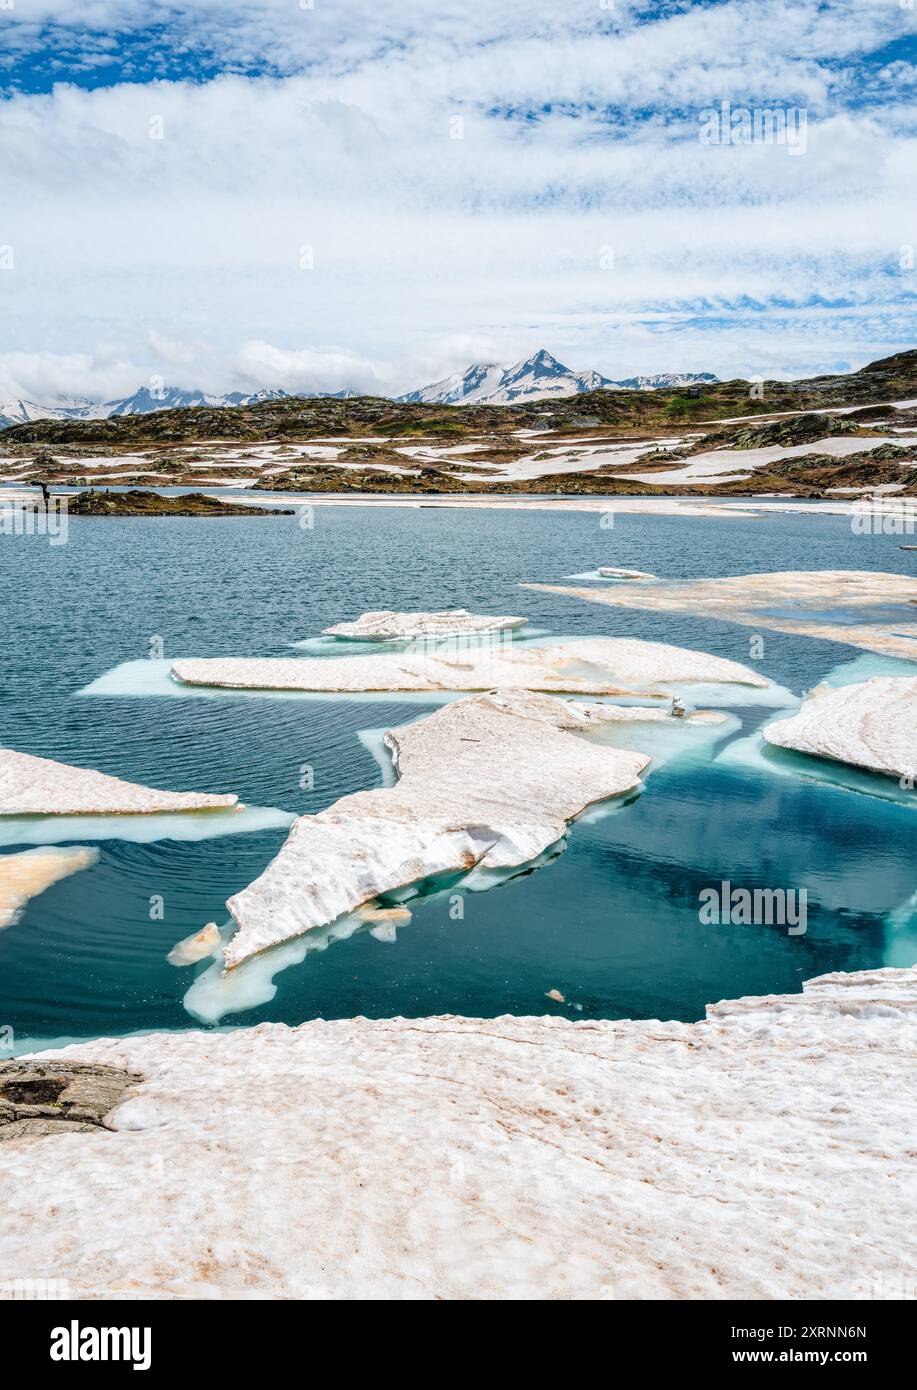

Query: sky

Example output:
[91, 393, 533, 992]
[0, 0, 915, 402]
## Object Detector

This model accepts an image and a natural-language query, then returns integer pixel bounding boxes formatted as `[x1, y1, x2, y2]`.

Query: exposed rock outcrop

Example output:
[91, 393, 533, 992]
[0, 1060, 138, 1144]
[66, 488, 293, 517]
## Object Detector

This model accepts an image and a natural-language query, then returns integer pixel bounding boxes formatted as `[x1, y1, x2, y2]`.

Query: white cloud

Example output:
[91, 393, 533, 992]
[231, 341, 389, 394]
[0, 349, 141, 405]
[0, 339, 390, 403]
[0, 0, 914, 399]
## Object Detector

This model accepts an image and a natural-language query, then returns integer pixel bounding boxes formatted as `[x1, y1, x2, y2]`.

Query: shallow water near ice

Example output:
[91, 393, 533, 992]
[1, 502, 915, 1046]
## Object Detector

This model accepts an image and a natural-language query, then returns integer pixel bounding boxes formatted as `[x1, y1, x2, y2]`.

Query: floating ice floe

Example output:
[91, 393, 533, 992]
[9, 965, 916, 1298]
[762, 676, 917, 780]
[596, 567, 657, 580]
[167, 923, 222, 966]
[185, 702, 736, 1021]
[170, 636, 769, 698]
[716, 727, 917, 805]
[811, 651, 917, 689]
[321, 608, 527, 641]
[216, 690, 679, 970]
[0, 846, 98, 929]
[0, 748, 238, 816]
[0, 749, 291, 847]
[524, 570, 917, 662]
[80, 658, 472, 706]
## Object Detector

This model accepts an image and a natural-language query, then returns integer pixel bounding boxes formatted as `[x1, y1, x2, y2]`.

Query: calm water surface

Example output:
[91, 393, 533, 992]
[1, 502, 915, 1045]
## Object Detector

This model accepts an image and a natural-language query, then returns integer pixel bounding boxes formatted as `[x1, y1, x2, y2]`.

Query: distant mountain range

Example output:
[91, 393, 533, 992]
[397, 349, 718, 405]
[0, 384, 299, 429]
[0, 350, 718, 427]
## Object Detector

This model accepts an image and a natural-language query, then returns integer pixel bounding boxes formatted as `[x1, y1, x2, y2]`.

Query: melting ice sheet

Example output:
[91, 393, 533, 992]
[79, 659, 469, 705]
[83, 653, 797, 711]
[185, 914, 376, 1022]
[562, 570, 656, 583]
[717, 652, 917, 804]
[0, 805, 294, 848]
[289, 627, 552, 655]
[184, 855, 580, 1024]
[182, 703, 741, 1023]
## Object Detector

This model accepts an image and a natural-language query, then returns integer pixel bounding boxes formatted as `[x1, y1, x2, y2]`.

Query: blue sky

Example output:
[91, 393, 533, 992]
[0, 0, 915, 400]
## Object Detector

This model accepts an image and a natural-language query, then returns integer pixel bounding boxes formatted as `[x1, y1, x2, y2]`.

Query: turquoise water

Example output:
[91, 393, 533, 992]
[1, 502, 915, 1046]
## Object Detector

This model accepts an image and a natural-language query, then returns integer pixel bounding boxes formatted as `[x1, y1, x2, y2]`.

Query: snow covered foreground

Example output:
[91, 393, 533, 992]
[5, 966, 915, 1300]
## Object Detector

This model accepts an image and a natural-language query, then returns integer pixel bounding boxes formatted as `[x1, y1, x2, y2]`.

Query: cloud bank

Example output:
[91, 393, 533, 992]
[0, 0, 915, 400]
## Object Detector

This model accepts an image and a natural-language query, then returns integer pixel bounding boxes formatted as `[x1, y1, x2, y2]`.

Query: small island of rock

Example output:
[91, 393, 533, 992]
[63, 489, 294, 517]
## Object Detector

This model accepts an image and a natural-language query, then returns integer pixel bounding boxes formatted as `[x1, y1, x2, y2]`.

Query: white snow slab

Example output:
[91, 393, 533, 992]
[172, 636, 769, 697]
[0, 748, 239, 816]
[525, 569, 917, 663]
[265, 495, 768, 518]
[0, 846, 98, 929]
[597, 567, 657, 580]
[763, 676, 917, 779]
[216, 691, 728, 970]
[452, 436, 685, 483]
[5, 965, 916, 1299]
[220, 691, 658, 968]
[186, 707, 734, 1024]
[322, 608, 527, 641]
[626, 435, 912, 486]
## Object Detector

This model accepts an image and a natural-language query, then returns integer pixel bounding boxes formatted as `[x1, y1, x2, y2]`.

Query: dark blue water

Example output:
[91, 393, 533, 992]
[1, 503, 915, 1045]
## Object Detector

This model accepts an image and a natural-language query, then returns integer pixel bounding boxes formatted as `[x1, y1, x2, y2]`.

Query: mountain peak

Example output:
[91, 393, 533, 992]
[0, 353, 723, 427]
[398, 351, 719, 404]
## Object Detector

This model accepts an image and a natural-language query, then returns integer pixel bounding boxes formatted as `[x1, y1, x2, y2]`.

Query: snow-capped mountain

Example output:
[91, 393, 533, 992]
[0, 396, 108, 427]
[397, 350, 608, 405]
[222, 387, 293, 407]
[612, 371, 719, 390]
[398, 350, 718, 405]
[105, 385, 230, 416]
[105, 384, 308, 415]
[0, 384, 296, 428]
[0, 354, 720, 428]
[397, 361, 509, 406]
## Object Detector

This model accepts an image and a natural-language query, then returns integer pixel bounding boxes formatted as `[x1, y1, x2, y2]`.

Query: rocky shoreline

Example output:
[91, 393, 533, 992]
[64, 489, 295, 517]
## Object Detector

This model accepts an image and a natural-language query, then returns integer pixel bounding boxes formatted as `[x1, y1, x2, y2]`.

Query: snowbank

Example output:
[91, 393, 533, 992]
[4, 965, 915, 1299]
